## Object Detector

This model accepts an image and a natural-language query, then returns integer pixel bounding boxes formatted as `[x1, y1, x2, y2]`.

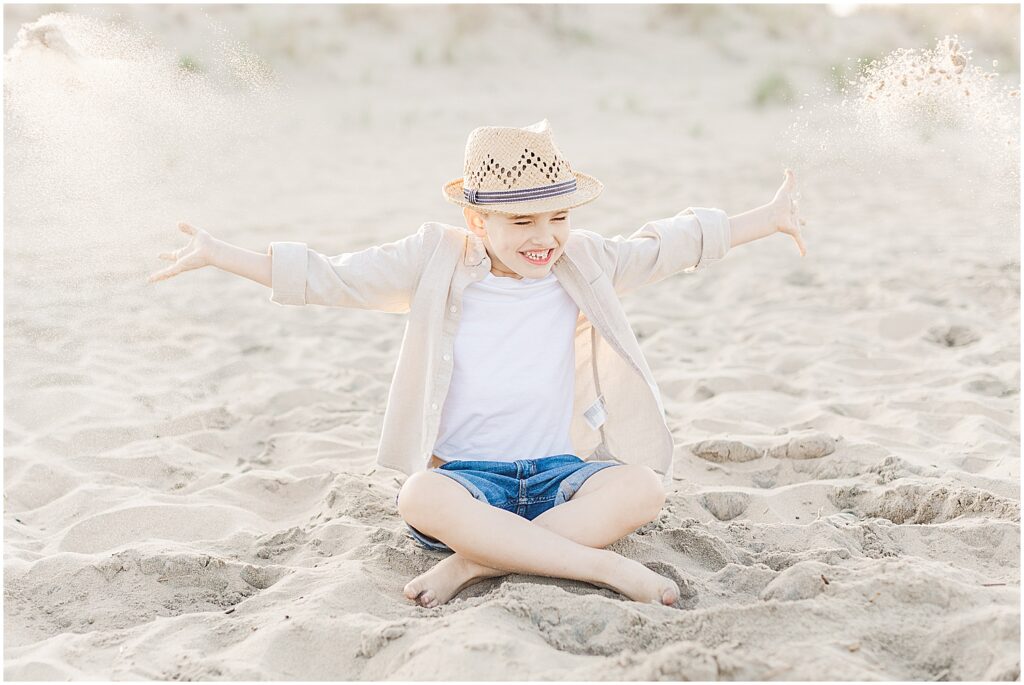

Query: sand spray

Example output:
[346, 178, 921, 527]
[783, 35, 1020, 262]
[4, 11, 284, 316]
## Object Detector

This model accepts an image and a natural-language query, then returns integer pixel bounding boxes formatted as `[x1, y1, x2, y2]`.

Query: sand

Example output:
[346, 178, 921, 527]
[3, 4, 1020, 680]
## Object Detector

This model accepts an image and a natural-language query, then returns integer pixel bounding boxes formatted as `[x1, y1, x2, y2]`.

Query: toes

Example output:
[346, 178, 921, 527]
[405, 584, 438, 608]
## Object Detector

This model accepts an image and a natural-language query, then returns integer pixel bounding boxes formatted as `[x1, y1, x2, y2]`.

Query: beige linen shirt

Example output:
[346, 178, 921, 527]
[268, 207, 731, 488]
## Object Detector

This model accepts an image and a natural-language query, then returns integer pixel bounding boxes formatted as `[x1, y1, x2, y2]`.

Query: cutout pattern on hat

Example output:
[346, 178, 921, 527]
[442, 119, 604, 215]
[465, 150, 574, 190]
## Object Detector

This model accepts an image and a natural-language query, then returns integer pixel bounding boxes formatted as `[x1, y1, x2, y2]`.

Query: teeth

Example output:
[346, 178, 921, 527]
[524, 250, 550, 260]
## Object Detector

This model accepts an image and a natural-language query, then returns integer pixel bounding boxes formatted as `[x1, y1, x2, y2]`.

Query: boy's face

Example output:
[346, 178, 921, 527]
[464, 207, 570, 280]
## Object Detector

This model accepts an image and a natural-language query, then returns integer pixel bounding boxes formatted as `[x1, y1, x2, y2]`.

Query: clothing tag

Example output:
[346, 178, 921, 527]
[584, 394, 608, 430]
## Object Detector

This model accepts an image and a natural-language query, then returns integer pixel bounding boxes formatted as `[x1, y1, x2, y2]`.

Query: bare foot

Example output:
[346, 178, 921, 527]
[596, 556, 680, 606]
[403, 553, 506, 608]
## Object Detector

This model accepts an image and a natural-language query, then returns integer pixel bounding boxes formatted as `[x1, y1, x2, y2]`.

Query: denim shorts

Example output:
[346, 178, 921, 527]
[394, 454, 623, 552]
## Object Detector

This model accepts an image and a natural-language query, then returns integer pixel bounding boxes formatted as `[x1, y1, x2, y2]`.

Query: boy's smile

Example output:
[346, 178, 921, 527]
[463, 207, 570, 279]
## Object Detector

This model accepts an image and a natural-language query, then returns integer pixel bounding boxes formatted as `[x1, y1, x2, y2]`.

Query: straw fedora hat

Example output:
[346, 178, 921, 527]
[442, 119, 603, 216]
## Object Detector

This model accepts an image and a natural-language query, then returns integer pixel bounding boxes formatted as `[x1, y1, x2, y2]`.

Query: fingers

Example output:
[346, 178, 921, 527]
[779, 172, 806, 256]
[151, 223, 198, 277]
[793, 199, 807, 254]
[147, 265, 182, 283]
[156, 223, 195, 261]
[783, 168, 797, 191]
[793, 231, 807, 257]
[159, 244, 191, 261]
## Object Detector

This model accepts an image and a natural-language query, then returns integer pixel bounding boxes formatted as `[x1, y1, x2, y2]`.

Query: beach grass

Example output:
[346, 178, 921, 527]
[753, 72, 796, 107]
[177, 55, 203, 73]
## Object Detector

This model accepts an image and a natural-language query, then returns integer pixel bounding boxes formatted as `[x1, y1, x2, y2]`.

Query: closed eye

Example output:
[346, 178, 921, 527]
[515, 216, 567, 225]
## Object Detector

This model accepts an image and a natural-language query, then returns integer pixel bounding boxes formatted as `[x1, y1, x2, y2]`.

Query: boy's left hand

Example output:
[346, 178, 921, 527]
[770, 169, 807, 257]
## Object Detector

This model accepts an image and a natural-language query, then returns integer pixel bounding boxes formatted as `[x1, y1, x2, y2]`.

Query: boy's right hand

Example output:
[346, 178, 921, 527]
[148, 222, 218, 283]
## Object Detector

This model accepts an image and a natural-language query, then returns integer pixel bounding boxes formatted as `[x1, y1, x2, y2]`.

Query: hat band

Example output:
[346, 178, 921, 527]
[464, 178, 577, 205]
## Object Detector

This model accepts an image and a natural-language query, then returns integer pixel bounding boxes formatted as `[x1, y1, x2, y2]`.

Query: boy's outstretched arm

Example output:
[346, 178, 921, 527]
[149, 222, 443, 313]
[594, 169, 806, 297]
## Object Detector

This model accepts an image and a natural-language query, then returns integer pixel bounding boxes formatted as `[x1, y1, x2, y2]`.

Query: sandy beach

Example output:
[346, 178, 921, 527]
[3, 4, 1020, 680]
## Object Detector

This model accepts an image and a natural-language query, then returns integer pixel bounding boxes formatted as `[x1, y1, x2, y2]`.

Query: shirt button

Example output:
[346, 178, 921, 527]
[449, 306, 457, 313]
[443, 354, 451, 361]
[431, 403, 438, 410]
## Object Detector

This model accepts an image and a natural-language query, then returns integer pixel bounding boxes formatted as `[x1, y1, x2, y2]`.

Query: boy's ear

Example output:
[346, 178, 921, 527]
[463, 207, 488, 235]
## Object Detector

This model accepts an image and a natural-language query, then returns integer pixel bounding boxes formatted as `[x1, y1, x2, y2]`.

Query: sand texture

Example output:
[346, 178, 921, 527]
[4, 4, 1020, 680]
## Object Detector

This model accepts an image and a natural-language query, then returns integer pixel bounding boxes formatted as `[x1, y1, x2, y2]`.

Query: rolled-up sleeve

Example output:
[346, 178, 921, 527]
[267, 223, 441, 312]
[678, 207, 731, 272]
[268, 241, 309, 306]
[600, 206, 732, 296]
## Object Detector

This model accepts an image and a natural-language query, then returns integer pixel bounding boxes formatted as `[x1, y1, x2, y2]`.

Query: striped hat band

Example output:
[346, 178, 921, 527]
[463, 178, 577, 205]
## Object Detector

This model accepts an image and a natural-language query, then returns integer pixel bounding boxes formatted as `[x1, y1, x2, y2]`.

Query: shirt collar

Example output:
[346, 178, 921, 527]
[464, 231, 487, 266]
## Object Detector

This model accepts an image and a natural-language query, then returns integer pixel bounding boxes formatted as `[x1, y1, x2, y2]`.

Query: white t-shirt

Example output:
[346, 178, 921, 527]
[433, 269, 579, 463]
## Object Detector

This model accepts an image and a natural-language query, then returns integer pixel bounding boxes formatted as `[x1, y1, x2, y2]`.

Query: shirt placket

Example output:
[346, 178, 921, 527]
[424, 246, 487, 461]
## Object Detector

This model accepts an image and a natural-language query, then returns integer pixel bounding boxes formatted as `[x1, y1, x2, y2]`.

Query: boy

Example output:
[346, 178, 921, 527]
[149, 119, 806, 609]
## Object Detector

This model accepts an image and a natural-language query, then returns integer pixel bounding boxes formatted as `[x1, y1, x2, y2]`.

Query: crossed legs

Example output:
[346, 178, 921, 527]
[396, 464, 677, 607]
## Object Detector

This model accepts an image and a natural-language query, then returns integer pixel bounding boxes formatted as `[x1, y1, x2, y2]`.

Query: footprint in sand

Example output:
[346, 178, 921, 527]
[759, 560, 833, 602]
[692, 432, 836, 463]
[765, 431, 836, 460]
[925, 324, 980, 348]
[699, 491, 751, 521]
[5, 550, 290, 635]
[691, 439, 761, 463]
[964, 375, 1017, 398]
[254, 526, 309, 560]
[829, 481, 1020, 524]
[660, 526, 741, 571]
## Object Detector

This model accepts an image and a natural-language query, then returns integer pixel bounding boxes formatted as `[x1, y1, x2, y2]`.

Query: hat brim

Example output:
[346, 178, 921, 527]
[442, 171, 603, 216]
